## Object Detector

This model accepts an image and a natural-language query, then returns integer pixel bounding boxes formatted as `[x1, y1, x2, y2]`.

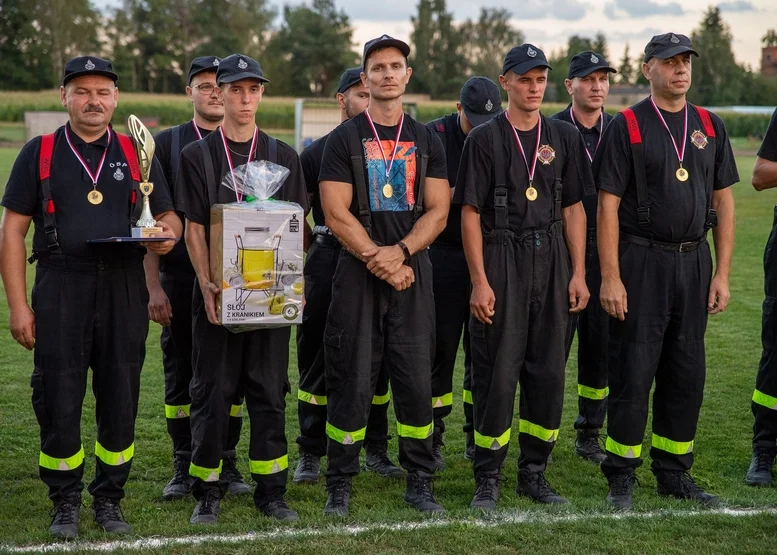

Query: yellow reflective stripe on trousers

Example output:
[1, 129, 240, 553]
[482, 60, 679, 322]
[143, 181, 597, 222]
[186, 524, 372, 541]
[432, 392, 453, 408]
[753, 389, 777, 410]
[298, 389, 327, 406]
[462, 389, 473, 405]
[189, 461, 222, 482]
[605, 437, 642, 458]
[652, 434, 694, 455]
[164, 404, 191, 418]
[396, 421, 433, 439]
[577, 384, 609, 401]
[230, 404, 243, 417]
[250, 454, 289, 475]
[326, 422, 366, 444]
[372, 392, 390, 405]
[95, 441, 134, 466]
[474, 428, 511, 450]
[39, 446, 85, 471]
[518, 420, 559, 442]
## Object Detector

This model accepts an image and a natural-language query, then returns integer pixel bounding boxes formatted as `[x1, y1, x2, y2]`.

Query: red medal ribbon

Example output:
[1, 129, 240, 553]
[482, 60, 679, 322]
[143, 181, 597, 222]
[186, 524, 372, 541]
[364, 110, 405, 183]
[505, 111, 541, 187]
[649, 95, 688, 167]
[192, 120, 203, 140]
[219, 126, 258, 203]
[64, 126, 112, 186]
[569, 107, 604, 163]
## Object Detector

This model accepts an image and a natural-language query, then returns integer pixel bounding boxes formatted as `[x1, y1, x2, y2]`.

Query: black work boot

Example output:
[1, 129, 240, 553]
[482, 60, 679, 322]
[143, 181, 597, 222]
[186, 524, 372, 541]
[745, 445, 776, 487]
[162, 453, 193, 500]
[293, 449, 321, 484]
[324, 476, 352, 516]
[516, 469, 569, 504]
[189, 489, 221, 525]
[654, 470, 719, 507]
[222, 454, 252, 495]
[464, 432, 475, 461]
[49, 494, 81, 539]
[364, 440, 404, 479]
[575, 430, 607, 465]
[405, 473, 445, 513]
[92, 497, 131, 534]
[470, 472, 501, 512]
[431, 429, 445, 472]
[257, 498, 299, 522]
[606, 470, 637, 510]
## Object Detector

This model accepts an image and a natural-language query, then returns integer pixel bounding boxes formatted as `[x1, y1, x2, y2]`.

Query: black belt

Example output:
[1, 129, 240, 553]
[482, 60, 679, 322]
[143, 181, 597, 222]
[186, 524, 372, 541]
[621, 233, 706, 253]
[315, 234, 341, 248]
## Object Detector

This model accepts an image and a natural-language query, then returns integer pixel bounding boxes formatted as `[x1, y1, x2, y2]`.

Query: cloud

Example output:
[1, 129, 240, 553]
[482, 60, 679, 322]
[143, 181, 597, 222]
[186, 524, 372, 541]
[717, 1, 756, 12]
[604, 0, 684, 19]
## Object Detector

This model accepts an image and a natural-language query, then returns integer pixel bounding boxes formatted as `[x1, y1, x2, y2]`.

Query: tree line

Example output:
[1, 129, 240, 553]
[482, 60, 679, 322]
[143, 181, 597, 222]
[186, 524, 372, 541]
[1, 0, 775, 105]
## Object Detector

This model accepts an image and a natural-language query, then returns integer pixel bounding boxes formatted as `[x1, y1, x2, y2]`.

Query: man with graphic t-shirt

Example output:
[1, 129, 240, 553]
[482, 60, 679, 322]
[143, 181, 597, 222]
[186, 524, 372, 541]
[551, 51, 616, 465]
[455, 44, 591, 512]
[594, 33, 737, 509]
[318, 35, 450, 516]
[175, 53, 309, 524]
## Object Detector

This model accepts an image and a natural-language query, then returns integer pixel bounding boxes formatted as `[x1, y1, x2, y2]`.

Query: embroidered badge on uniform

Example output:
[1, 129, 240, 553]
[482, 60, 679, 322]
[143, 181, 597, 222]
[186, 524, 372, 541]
[85, 59, 96, 70]
[485, 99, 493, 112]
[527, 46, 537, 58]
[537, 144, 556, 165]
[113, 167, 125, 180]
[591, 54, 599, 63]
[238, 58, 248, 69]
[691, 130, 708, 150]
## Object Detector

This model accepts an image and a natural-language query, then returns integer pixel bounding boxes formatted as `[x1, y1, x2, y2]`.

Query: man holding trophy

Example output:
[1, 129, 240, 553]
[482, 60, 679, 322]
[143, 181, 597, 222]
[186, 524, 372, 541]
[0, 56, 180, 538]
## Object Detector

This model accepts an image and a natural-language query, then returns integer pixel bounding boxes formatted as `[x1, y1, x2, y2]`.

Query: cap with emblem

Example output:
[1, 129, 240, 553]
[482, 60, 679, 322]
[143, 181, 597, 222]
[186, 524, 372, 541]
[643, 33, 699, 62]
[216, 53, 269, 85]
[362, 35, 411, 69]
[188, 56, 221, 84]
[568, 51, 617, 79]
[336, 67, 364, 94]
[63, 56, 119, 86]
[502, 44, 552, 76]
[460, 76, 503, 128]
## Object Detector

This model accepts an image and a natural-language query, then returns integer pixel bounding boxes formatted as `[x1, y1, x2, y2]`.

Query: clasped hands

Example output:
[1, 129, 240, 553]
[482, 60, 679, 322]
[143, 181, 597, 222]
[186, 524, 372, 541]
[362, 244, 414, 291]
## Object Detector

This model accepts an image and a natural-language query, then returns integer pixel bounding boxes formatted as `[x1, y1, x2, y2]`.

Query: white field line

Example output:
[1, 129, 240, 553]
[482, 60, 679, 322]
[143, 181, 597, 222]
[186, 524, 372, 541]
[4, 506, 777, 554]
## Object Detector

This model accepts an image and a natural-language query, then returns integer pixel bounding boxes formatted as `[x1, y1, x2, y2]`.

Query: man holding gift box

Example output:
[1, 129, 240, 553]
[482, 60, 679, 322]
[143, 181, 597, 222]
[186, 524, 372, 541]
[175, 53, 309, 524]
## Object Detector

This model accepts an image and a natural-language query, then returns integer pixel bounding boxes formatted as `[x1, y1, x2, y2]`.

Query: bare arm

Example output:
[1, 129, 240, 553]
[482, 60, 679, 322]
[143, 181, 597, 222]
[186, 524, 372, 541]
[0, 209, 35, 349]
[752, 157, 777, 191]
[597, 190, 627, 321]
[562, 201, 590, 313]
[185, 220, 220, 325]
[320, 179, 378, 263]
[708, 187, 735, 314]
[143, 252, 172, 326]
[462, 204, 494, 325]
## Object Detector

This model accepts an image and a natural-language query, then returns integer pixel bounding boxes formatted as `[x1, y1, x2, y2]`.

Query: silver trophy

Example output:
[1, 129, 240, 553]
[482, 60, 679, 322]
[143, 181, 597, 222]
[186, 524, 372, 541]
[127, 115, 163, 238]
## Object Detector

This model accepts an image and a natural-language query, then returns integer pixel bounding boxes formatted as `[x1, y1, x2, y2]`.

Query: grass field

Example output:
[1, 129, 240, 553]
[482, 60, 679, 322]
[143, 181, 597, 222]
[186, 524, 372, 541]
[1, 145, 777, 554]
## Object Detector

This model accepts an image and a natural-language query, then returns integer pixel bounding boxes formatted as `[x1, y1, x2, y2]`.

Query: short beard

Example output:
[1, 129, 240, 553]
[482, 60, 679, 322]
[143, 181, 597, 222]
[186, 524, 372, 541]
[195, 106, 224, 123]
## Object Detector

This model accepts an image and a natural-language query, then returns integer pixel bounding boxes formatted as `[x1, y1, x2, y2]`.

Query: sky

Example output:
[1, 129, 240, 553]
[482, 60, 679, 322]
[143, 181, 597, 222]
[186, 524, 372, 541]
[97, 0, 775, 71]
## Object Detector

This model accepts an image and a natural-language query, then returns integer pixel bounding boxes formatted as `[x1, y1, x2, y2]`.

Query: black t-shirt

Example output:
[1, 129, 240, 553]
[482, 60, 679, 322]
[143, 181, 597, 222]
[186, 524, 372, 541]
[2, 123, 174, 258]
[155, 121, 212, 273]
[592, 98, 739, 242]
[453, 113, 591, 236]
[428, 113, 467, 248]
[300, 132, 328, 227]
[176, 128, 308, 244]
[758, 108, 777, 161]
[318, 111, 448, 246]
[551, 104, 614, 228]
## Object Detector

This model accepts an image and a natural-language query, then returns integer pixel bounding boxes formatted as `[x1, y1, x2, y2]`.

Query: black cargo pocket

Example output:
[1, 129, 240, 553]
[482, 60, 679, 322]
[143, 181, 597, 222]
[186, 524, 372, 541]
[468, 317, 490, 367]
[323, 326, 348, 390]
[30, 369, 51, 430]
[763, 297, 777, 353]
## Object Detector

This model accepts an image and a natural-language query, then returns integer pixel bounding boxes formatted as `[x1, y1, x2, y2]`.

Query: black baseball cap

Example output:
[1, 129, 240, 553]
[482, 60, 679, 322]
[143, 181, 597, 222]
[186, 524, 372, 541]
[502, 44, 552, 76]
[63, 56, 118, 86]
[568, 51, 617, 79]
[363, 35, 411, 69]
[217, 54, 269, 85]
[188, 56, 221, 84]
[460, 77, 503, 128]
[643, 33, 699, 62]
[337, 67, 363, 94]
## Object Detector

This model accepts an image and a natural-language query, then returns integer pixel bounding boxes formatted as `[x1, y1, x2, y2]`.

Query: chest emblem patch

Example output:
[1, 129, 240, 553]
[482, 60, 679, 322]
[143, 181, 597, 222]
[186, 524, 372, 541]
[113, 167, 125, 180]
[537, 144, 556, 165]
[690, 130, 708, 150]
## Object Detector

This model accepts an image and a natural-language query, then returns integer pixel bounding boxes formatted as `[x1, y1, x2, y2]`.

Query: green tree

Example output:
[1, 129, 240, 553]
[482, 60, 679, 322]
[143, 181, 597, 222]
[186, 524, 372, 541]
[409, 0, 465, 98]
[616, 43, 634, 85]
[459, 8, 523, 81]
[593, 32, 608, 60]
[634, 54, 649, 86]
[0, 0, 53, 89]
[689, 6, 744, 105]
[763, 29, 777, 47]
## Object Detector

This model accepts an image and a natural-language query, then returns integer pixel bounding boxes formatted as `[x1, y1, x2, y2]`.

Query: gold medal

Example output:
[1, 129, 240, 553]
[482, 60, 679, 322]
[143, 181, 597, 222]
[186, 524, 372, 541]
[526, 186, 538, 202]
[88, 190, 103, 205]
[676, 167, 689, 182]
[382, 183, 393, 198]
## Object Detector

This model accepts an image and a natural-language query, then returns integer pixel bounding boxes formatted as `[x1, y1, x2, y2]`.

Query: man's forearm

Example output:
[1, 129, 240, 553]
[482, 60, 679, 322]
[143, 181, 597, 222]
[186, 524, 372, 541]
[562, 202, 586, 276]
[400, 204, 447, 255]
[711, 190, 735, 280]
[144, 252, 163, 291]
[461, 206, 487, 285]
[752, 158, 777, 191]
[597, 196, 621, 281]
[325, 207, 377, 263]
[185, 223, 211, 284]
[0, 229, 29, 311]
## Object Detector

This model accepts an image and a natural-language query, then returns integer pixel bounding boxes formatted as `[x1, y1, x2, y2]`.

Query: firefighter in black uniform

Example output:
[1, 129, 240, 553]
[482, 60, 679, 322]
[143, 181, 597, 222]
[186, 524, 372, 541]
[551, 51, 615, 465]
[319, 35, 450, 516]
[294, 67, 402, 484]
[747, 108, 777, 486]
[148, 56, 251, 500]
[594, 33, 738, 509]
[455, 44, 592, 512]
[0, 56, 180, 538]
[175, 54, 309, 524]
[426, 76, 502, 468]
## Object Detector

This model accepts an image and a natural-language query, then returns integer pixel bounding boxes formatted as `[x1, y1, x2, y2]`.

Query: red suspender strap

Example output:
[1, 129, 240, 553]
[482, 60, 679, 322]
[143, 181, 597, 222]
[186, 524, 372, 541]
[692, 105, 719, 231]
[39, 133, 54, 181]
[621, 108, 651, 234]
[693, 106, 716, 138]
[116, 132, 142, 182]
[36, 133, 60, 257]
[622, 108, 642, 144]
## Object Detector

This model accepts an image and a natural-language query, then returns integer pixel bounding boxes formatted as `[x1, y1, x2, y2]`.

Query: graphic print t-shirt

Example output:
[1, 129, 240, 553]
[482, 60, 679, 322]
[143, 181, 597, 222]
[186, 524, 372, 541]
[318, 111, 447, 246]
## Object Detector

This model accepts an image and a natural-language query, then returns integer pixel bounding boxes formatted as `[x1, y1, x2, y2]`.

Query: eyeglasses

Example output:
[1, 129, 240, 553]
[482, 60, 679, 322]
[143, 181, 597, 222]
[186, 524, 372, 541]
[193, 83, 217, 95]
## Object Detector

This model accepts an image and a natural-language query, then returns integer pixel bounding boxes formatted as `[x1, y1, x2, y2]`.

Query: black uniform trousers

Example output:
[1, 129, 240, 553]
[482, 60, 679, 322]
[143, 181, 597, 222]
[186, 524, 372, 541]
[189, 287, 290, 505]
[563, 230, 609, 432]
[752, 206, 777, 447]
[160, 271, 243, 457]
[471, 224, 571, 475]
[296, 235, 390, 458]
[429, 245, 472, 435]
[325, 251, 436, 477]
[31, 253, 148, 502]
[602, 239, 712, 475]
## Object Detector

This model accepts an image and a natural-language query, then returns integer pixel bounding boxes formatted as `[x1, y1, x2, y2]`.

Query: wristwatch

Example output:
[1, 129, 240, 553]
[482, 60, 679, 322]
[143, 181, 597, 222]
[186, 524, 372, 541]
[397, 240, 411, 261]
